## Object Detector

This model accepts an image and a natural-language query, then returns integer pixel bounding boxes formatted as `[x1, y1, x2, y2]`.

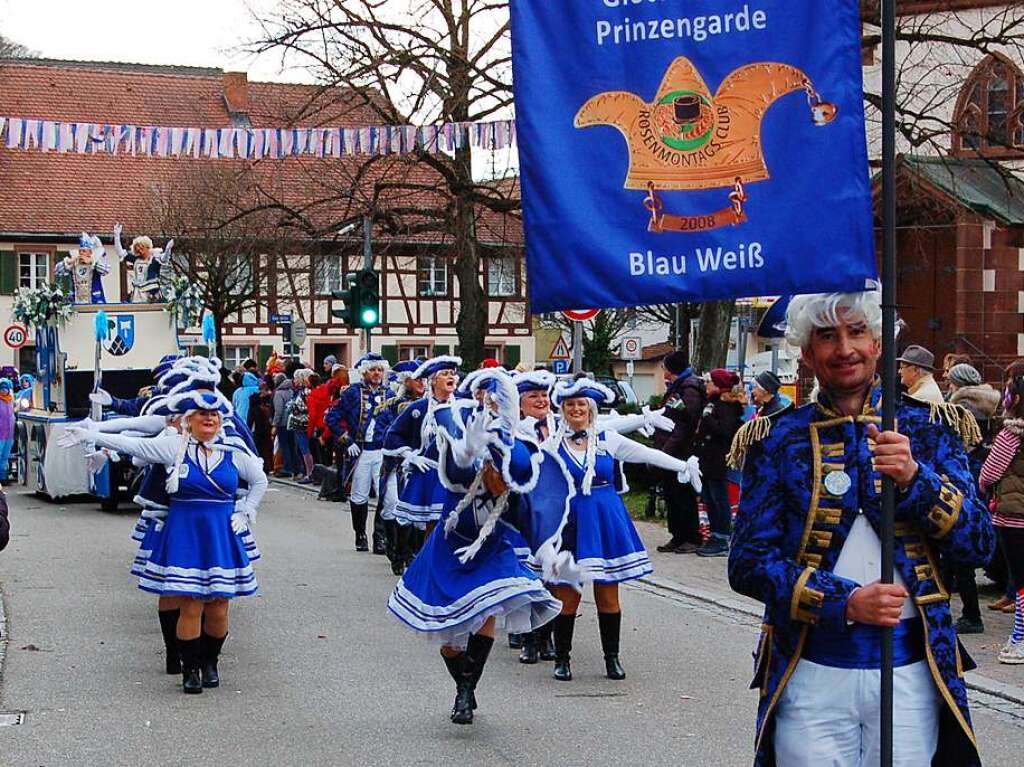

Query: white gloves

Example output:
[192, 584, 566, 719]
[113, 222, 123, 239]
[236, 500, 258, 526]
[677, 455, 702, 495]
[57, 426, 92, 448]
[643, 406, 675, 433]
[230, 511, 249, 534]
[89, 389, 113, 407]
[404, 453, 436, 473]
[347, 443, 362, 458]
[86, 450, 109, 473]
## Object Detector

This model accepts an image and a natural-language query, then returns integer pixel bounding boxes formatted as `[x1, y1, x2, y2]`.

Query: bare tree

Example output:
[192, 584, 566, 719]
[249, 0, 519, 369]
[860, 3, 1024, 169]
[148, 164, 302, 360]
[0, 34, 38, 59]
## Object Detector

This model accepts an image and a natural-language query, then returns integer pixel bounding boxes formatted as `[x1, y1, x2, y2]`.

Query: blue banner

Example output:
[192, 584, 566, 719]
[511, 0, 876, 313]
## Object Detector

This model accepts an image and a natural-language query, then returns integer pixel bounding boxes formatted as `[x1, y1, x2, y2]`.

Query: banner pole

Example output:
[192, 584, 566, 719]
[880, 1, 898, 766]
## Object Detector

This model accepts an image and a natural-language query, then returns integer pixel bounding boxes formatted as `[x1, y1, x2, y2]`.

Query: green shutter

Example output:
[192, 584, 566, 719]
[434, 344, 449, 356]
[504, 345, 521, 368]
[258, 344, 274, 369]
[380, 344, 398, 365]
[0, 252, 16, 295]
[193, 345, 209, 357]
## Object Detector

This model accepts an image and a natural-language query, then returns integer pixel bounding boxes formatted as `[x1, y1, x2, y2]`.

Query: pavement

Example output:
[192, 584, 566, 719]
[0, 482, 1022, 766]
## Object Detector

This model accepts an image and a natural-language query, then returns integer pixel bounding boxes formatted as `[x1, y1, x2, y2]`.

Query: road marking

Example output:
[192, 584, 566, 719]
[0, 712, 24, 726]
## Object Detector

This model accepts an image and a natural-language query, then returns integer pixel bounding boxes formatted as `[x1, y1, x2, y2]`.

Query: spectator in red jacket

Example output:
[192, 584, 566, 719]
[308, 365, 350, 465]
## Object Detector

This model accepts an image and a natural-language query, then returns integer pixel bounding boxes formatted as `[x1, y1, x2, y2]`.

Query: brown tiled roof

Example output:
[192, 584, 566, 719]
[0, 59, 522, 246]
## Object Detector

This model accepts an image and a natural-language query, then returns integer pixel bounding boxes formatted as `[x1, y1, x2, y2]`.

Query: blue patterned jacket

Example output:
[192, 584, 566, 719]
[325, 381, 388, 448]
[728, 380, 994, 767]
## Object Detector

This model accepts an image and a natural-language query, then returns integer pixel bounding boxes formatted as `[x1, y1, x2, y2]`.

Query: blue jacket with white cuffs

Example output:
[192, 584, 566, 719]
[727, 379, 994, 767]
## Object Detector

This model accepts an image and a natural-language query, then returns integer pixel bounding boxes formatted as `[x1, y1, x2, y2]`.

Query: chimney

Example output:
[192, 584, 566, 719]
[222, 71, 251, 125]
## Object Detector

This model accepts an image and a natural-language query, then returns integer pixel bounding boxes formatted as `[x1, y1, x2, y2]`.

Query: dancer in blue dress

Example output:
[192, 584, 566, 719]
[546, 377, 701, 682]
[61, 384, 266, 695]
[388, 369, 574, 725]
[385, 356, 464, 529]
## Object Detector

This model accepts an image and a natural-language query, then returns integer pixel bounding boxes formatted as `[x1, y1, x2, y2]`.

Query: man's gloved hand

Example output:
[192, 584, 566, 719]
[347, 443, 362, 458]
[89, 389, 113, 407]
[404, 453, 435, 472]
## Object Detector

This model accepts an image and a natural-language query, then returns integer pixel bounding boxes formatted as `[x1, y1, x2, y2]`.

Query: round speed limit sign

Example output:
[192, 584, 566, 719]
[3, 324, 28, 349]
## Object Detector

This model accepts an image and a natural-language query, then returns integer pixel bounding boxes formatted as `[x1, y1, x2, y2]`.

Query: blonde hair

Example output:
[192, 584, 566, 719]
[131, 235, 153, 252]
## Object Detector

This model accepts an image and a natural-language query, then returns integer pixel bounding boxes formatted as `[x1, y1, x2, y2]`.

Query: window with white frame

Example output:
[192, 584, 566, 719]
[316, 254, 344, 294]
[486, 256, 516, 297]
[483, 345, 501, 363]
[417, 255, 447, 297]
[223, 345, 255, 370]
[399, 345, 432, 361]
[19, 252, 49, 289]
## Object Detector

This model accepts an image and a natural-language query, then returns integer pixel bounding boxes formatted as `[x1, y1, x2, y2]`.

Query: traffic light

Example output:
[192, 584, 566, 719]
[331, 272, 359, 328]
[355, 268, 380, 328]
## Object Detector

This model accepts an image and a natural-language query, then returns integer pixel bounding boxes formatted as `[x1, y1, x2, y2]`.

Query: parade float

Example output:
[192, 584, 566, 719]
[12, 232, 194, 506]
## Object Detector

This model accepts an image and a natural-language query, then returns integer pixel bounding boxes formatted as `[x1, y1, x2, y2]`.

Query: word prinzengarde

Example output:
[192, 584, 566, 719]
[596, 3, 768, 47]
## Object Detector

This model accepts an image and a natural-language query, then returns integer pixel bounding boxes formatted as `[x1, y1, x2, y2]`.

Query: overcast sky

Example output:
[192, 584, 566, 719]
[0, 0, 312, 82]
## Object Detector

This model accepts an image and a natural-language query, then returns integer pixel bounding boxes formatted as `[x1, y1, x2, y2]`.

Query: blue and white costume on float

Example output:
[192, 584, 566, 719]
[388, 369, 575, 645]
[547, 379, 701, 586]
[385, 356, 465, 528]
[55, 232, 110, 304]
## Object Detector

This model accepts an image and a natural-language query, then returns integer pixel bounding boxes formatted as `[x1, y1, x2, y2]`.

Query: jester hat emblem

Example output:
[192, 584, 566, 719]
[574, 56, 837, 233]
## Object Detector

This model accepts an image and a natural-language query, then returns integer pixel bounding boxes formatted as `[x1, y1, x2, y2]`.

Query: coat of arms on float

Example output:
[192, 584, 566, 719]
[574, 56, 837, 233]
[103, 315, 136, 356]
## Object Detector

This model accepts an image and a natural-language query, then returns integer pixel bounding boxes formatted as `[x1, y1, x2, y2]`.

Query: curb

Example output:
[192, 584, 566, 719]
[637, 574, 1024, 707]
[0, 577, 8, 704]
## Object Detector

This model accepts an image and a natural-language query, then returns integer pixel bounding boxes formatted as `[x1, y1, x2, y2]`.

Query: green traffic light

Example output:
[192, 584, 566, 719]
[361, 307, 379, 326]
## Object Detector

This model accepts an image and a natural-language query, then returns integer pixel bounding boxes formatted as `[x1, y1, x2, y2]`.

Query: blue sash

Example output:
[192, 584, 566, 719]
[803, 618, 925, 669]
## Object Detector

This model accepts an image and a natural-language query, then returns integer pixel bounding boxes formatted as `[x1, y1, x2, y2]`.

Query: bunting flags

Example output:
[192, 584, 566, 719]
[0, 116, 517, 159]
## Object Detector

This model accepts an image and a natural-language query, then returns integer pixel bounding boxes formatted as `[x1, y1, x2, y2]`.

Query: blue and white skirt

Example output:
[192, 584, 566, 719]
[551, 485, 652, 585]
[388, 523, 561, 647]
[130, 513, 261, 577]
[137, 500, 257, 599]
[393, 468, 458, 526]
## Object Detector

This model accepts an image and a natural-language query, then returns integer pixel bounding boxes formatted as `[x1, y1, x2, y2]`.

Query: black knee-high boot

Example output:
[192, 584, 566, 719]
[466, 633, 494, 703]
[372, 507, 387, 555]
[518, 630, 539, 664]
[598, 612, 626, 680]
[538, 619, 556, 661]
[200, 632, 227, 688]
[552, 614, 576, 682]
[392, 523, 412, 575]
[177, 637, 203, 694]
[158, 609, 181, 675]
[350, 502, 369, 551]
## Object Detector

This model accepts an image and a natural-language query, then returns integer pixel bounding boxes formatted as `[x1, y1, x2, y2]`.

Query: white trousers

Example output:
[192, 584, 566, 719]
[349, 449, 383, 505]
[379, 471, 399, 521]
[774, 659, 940, 767]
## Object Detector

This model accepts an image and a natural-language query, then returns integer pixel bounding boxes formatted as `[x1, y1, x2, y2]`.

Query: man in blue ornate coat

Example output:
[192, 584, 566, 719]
[728, 289, 995, 767]
[326, 353, 389, 552]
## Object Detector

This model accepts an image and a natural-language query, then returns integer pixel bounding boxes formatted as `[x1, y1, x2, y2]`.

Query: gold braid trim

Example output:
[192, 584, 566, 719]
[727, 416, 773, 469]
[926, 402, 982, 449]
[789, 566, 821, 625]
[928, 479, 965, 540]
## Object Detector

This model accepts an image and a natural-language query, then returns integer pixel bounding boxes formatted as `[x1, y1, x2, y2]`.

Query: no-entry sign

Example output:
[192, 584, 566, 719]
[3, 324, 28, 349]
[562, 309, 600, 322]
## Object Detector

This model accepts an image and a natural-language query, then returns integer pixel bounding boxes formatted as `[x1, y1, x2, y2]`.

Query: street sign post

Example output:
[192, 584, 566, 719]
[291, 318, 308, 348]
[562, 308, 599, 322]
[3, 324, 28, 349]
[549, 336, 570, 361]
[621, 336, 642, 360]
[551, 359, 570, 375]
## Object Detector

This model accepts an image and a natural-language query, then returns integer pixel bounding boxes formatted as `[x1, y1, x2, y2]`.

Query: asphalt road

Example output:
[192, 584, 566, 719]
[1, 485, 1022, 767]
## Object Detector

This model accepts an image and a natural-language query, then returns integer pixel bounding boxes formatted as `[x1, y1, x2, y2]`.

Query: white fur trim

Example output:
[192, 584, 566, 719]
[552, 377, 615, 408]
[513, 370, 557, 392]
[412, 354, 462, 380]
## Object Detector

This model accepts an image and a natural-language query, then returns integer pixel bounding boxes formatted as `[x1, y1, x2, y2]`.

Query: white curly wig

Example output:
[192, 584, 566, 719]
[784, 288, 883, 350]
